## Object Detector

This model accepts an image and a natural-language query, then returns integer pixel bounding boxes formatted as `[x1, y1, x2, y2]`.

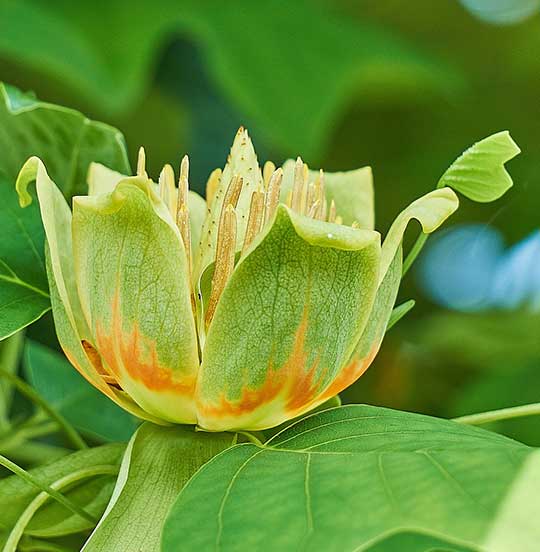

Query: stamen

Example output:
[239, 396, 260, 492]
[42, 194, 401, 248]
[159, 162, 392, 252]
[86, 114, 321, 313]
[159, 164, 176, 215]
[313, 169, 326, 220]
[307, 199, 320, 219]
[306, 182, 316, 213]
[291, 157, 305, 212]
[137, 147, 147, 177]
[351, 221, 360, 228]
[223, 175, 243, 209]
[177, 157, 189, 208]
[180, 155, 189, 185]
[328, 199, 337, 223]
[263, 161, 276, 188]
[265, 168, 283, 222]
[320, 197, 328, 221]
[242, 191, 264, 256]
[177, 204, 191, 268]
[299, 177, 311, 215]
[206, 204, 237, 327]
[285, 190, 293, 208]
[335, 215, 343, 225]
[82, 340, 122, 389]
[206, 169, 222, 207]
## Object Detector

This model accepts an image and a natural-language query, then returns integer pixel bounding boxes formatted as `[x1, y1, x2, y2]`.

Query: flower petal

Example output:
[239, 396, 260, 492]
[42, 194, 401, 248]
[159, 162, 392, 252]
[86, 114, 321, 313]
[16, 157, 158, 422]
[281, 159, 374, 229]
[87, 162, 125, 195]
[343, 188, 459, 384]
[196, 205, 380, 431]
[72, 178, 199, 423]
[380, 187, 459, 284]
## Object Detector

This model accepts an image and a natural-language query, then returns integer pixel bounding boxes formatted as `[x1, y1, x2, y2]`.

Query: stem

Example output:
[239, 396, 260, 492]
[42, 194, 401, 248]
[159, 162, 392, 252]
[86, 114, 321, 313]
[453, 403, 540, 425]
[402, 233, 428, 277]
[0, 454, 97, 524]
[3, 465, 117, 552]
[236, 431, 264, 447]
[0, 367, 87, 450]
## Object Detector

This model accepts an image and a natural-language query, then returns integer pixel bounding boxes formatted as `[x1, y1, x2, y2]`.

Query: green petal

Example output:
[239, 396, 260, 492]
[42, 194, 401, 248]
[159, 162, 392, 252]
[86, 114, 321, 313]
[87, 162, 125, 195]
[72, 178, 199, 424]
[347, 247, 402, 377]
[380, 187, 459, 283]
[87, 163, 206, 257]
[196, 205, 380, 431]
[438, 131, 520, 202]
[281, 159, 374, 229]
[195, 128, 263, 278]
[16, 157, 156, 422]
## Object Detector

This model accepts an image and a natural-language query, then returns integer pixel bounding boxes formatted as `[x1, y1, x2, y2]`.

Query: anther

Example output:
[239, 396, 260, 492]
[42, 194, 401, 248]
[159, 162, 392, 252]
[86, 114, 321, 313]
[206, 169, 222, 207]
[263, 161, 276, 188]
[291, 157, 305, 212]
[265, 168, 283, 222]
[159, 164, 176, 215]
[206, 204, 237, 326]
[137, 147, 147, 177]
[328, 199, 337, 223]
[242, 191, 264, 256]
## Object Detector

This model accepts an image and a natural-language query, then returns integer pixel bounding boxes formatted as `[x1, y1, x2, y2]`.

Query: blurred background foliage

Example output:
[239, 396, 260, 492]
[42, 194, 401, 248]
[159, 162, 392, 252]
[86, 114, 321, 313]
[1, 0, 539, 451]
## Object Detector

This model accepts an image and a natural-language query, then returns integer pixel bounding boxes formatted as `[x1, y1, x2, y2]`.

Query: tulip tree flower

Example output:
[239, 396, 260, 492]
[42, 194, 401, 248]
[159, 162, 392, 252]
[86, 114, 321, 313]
[15, 128, 518, 431]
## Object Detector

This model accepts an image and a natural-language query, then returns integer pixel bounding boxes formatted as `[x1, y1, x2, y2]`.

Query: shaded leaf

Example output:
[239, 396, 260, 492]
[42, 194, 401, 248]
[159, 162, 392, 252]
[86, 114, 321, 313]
[82, 424, 234, 552]
[163, 405, 538, 551]
[0, 83, 129, 197]
[24, 340, 139, 442]
[0, 444, 123, 542]
[0, 2, 463, 158]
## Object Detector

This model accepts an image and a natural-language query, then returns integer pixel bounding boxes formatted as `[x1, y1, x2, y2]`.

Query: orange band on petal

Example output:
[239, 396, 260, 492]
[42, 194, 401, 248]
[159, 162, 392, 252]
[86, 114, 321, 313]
[198, 309, 326, 419]
[95, 293, 196, 396]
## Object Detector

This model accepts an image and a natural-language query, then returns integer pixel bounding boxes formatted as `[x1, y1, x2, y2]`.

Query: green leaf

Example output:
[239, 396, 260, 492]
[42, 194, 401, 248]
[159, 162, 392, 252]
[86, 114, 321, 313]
[0, 2, 462, 158]
[82, 423, 234, 552]
[162, 405, 539, 551]
[0, 83, 129, 197]
[23, 340, 139, 442]
[0, 174, 50, 340]
[25, 476, 116, 539]
[387, 299, 416, 331]
[0, 444, 123, 545]
[0, 82, 130, 338]
[438, 131, 521, 203]
[197, 206, 380, 431]
[0, 331, 24, 429]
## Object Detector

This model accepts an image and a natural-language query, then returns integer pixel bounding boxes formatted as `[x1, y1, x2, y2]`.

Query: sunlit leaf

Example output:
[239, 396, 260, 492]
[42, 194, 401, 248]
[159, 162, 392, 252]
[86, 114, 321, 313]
[438, 131, 520, 202]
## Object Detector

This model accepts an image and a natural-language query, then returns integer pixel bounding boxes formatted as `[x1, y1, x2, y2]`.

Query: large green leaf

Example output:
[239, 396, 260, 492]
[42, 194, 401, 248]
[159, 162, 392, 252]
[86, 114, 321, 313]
[82, 424, 234, 552]
[23, 340, 139, 442]
[0, 331, 24, 430]
[0, 444, 123, 547]
[163, 405, 539, 551]
[0, 2, 462, 158]
[0, 83, 129, 197]
[0, 83, 130, 338]
[0, 175, 49, 340]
